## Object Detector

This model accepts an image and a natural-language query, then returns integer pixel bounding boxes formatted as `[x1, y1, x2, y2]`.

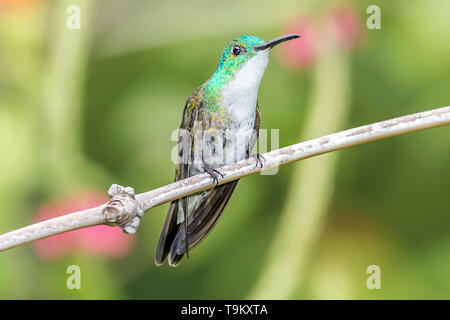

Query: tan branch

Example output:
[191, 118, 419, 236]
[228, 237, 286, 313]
[0, 106, 449, 252]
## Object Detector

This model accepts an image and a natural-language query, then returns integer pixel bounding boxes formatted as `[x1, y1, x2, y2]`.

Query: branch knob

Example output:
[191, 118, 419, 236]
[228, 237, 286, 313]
[103, 184, 144, 234]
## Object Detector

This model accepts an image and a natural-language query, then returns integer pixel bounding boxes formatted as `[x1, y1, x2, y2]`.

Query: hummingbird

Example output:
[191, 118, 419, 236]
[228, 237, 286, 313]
[155, 34, 300, 266]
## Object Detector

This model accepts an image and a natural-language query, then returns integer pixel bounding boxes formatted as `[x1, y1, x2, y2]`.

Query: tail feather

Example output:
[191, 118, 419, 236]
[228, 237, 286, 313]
[167, 180, 239, 266]
[155, 200, 179, 266]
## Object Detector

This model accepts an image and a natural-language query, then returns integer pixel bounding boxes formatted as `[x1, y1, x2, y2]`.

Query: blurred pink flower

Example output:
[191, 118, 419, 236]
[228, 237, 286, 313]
[279, 4, 364, 69]
[279, 16, 319, 70]
[33, 189, 135, 260]
[327, 2, 364, 52]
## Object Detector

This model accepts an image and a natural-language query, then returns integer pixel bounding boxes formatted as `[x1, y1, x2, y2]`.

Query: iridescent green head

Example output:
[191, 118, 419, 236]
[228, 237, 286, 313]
[212, 34, 300, 83]
[217, 35, 266, 75]
[204, 34, 300, 111]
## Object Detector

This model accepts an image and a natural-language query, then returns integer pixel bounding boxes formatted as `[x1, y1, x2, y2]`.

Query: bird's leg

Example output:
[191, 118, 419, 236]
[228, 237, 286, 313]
[253, 153, 265, 169]
[202, 161, 224, 187]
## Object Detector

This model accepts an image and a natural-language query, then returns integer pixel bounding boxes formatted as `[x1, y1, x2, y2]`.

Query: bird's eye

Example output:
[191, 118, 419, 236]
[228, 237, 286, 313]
[232, 45, 242, 56]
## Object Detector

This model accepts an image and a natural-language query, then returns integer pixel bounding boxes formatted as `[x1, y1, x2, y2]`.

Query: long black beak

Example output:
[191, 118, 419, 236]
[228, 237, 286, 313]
[253, 34, 300, 51]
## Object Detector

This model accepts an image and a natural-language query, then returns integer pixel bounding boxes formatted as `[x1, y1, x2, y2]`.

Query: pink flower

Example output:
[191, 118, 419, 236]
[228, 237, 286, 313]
[33, 189, 135, 260]
[279, 16, 319, 70]
[279, 4, 364, 69]
[327, 2, 365, 52]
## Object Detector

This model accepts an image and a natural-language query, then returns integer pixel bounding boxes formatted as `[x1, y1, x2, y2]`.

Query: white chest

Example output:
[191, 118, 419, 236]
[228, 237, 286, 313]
[221, 51, 269, 124]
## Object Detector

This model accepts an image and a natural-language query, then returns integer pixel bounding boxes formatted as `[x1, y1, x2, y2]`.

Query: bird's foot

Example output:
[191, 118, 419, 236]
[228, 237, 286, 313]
[202, 162, 224, 187]
[253, 153, 265, 169]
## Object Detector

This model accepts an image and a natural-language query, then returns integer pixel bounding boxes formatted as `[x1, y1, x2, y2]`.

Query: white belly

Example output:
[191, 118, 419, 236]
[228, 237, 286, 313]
[199, 116, 256, 169]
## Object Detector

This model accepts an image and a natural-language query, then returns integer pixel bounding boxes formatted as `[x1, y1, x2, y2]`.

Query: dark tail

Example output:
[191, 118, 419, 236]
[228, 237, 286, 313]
[155, 200, 180, 266]
[155, 180, 239, 266]
[167, 180, 239, 266]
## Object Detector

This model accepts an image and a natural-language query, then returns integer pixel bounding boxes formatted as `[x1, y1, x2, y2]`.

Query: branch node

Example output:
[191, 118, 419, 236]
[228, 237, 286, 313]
[103, 184, 144, 234]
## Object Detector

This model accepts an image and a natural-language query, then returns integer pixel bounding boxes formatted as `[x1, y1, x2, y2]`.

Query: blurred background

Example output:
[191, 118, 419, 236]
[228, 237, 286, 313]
[0, 0, 449, 299]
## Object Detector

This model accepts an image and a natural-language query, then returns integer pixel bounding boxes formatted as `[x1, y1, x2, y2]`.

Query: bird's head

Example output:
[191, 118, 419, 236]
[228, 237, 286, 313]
[213, 34, 300, 89]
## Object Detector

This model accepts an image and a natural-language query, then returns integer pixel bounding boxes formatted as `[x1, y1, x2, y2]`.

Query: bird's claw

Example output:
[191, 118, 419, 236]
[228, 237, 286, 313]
[202, 164, 224, 187]
[254, 153, 265, 169]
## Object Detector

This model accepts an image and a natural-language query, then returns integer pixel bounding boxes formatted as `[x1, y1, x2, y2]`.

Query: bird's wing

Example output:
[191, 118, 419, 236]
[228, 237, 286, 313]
[155, 88, 204, 266]
[167, 103, 261, 266]
[247, 102, 261, 156]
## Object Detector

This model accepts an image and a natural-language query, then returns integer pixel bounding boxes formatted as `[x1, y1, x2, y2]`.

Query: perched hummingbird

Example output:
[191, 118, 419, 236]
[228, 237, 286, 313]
[155, 34, 300, 266]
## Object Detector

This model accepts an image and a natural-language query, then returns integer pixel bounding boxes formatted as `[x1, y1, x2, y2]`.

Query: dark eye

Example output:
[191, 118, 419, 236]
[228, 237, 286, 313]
[232, 45, 242, 56]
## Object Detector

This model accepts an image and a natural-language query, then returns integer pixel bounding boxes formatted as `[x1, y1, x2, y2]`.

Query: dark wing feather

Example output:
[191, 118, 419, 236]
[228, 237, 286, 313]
[155, 88, 204, 266]
[167, 103, 261, 266]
